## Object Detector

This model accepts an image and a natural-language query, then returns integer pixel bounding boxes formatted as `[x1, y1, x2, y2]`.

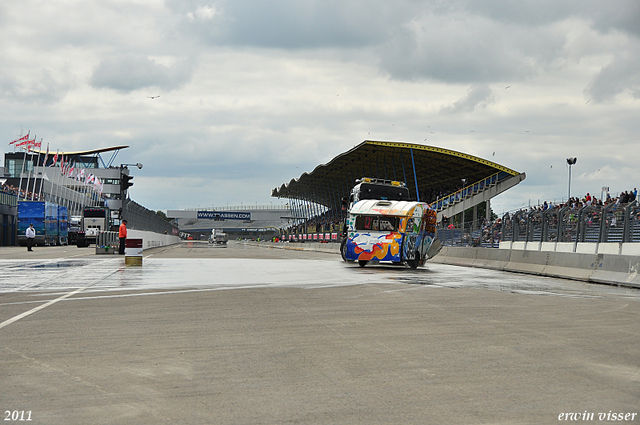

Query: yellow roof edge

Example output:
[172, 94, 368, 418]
[29, 145, 130, 156]
[364, 140, 519, 176]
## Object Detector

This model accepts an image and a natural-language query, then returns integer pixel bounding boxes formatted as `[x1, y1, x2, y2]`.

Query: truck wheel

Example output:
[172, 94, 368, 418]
[407, 252, 420, 269]
[340, 239, 348, 262]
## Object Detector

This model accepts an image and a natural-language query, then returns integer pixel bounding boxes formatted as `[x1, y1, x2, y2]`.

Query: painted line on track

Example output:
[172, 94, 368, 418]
[0, 268, 122, 330]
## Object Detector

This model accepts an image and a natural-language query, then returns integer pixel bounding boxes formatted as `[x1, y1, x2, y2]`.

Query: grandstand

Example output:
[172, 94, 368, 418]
[272, 140, 526, 236]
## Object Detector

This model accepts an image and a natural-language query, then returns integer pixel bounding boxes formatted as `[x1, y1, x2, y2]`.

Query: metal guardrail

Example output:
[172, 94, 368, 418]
[432, 171, 510, 211]
[498, 200, 640, 244]
[0, 190, 18, 207]
[122, 199, 177, 235]
[437, 200, 640, 247]
[96, 231, 119, 248]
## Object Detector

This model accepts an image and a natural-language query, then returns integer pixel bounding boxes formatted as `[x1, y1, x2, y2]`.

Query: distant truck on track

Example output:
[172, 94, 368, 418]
[209, 229, 228, 245]
[78, 207, 110, 247]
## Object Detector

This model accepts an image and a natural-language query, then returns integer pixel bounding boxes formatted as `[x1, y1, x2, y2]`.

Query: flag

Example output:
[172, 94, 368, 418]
[9, 134, 29, 145]
[60, 155, 65, 175]
[26, 138, 36, 151]
[43, 144, 49, 167]
[51, 151, 58, 167]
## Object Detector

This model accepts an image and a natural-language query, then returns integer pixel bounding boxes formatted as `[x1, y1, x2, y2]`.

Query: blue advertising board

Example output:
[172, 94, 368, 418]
[197, 211, 251, 220]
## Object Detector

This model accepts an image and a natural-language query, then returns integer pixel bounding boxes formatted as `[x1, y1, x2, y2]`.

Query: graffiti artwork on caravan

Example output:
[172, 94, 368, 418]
[341, 178, 442, 268]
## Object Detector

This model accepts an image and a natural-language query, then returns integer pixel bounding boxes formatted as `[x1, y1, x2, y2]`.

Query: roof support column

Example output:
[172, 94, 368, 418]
[410, 148, 420, 202]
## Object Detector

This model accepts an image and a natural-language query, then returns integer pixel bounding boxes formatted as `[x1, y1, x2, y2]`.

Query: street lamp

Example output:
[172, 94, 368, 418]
[461, 178, 467, 244]
[566, 157, 577, 199]
[121, 163, 143, 170]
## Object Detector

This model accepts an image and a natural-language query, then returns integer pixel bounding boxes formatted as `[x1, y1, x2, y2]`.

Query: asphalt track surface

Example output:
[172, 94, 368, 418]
[1, 241, 639, 424]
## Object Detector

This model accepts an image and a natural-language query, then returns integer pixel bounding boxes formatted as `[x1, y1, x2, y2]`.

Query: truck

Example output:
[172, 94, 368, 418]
[17, 201, 64, 246]
[79, 207, 110, 247]
[208, 228, 228, 245]
[341, 178, 442, 268]
[68, 215, 82, 245]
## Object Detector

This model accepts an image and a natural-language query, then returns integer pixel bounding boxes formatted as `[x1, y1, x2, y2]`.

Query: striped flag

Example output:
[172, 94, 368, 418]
[9, 134, 29, 145]
[43, 144, 49, 167]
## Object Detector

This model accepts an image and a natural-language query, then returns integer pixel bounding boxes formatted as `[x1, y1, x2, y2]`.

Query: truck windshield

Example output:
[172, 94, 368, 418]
[354, 215, 399, 232]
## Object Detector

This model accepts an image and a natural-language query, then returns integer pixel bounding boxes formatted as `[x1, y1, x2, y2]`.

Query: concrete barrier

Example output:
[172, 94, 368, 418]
[542, 251, 597, 281]
[590, 254, 640, 286]
[435, 247, 640, 289]
[127, 230, 180, 250]
[472, 247, 511, 270]
[505, 250, 548, 275]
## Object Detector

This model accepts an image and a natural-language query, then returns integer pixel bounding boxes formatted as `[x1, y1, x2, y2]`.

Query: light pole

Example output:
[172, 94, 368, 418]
[566, 157, 577, 200]
[461, 178, 467, 244]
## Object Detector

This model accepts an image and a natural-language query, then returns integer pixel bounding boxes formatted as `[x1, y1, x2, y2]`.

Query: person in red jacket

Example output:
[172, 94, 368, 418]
[119, 219, 127, 255]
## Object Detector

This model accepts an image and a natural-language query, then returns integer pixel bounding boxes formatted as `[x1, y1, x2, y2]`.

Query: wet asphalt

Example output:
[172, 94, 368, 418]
[1, 241, 639, 424]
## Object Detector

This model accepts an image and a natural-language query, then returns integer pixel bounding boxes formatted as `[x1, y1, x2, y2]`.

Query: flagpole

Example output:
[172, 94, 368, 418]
[29, 138, 42, 200]
[23, 136, 36, 200]
[39, 142, 49, 201]
[17, 131, 29, 200]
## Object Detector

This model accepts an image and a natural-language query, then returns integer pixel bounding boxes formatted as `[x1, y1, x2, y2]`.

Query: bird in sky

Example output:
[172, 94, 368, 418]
[148, 95, 160, 99]
[505, 86, 511, 89]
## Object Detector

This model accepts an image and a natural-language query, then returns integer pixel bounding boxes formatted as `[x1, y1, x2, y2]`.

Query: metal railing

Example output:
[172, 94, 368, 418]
[499, 200, 640, 244]
[0, 190, 18, 207]
[432, 171, 511, 211]
[122, 199, 178, 235]
[437, 200, 640, 247]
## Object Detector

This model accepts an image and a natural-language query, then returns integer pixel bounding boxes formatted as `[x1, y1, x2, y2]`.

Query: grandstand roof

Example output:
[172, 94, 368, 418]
[30, 145, 130, 156]
[272, 140, 521, 204]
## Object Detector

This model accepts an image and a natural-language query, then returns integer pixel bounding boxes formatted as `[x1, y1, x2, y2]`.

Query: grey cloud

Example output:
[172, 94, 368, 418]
[0, 66, 75, 104]
[169, 0, 417, 49]
[377, 12, 554, 83]
[440, 84, 495, 113]
[585, 53, 640, 102]
[89, 53, 194, 92]
[168, 0, 639, 88]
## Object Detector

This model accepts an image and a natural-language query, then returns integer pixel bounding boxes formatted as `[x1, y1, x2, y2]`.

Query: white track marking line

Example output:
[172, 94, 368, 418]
[0, 268, 121, 330]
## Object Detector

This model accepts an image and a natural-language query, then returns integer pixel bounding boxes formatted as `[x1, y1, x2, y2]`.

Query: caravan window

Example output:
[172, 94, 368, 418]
[355, 215, 398, 232]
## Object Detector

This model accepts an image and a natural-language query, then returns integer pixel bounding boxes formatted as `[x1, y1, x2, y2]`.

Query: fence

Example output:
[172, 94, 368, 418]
[122, 199, 178, 235]
[439, 200, 640, 247]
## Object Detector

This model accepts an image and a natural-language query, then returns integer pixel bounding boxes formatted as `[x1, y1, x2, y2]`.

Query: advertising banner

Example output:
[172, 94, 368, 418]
[198, 211, 251, 220]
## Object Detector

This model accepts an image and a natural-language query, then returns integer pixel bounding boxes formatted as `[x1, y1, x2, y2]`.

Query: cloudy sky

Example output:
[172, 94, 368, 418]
[2, 0, 639, 214]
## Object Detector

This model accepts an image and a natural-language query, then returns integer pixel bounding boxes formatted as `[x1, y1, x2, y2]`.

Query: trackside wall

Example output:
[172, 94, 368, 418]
[430, 246, 640, 289]
[127, 229, 180, 250]
[249, 241, 640, 289]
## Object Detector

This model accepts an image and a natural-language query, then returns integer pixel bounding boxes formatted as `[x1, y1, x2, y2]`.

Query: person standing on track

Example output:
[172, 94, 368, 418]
[119, 219, 127, 255]
[26, 223, 36, 251]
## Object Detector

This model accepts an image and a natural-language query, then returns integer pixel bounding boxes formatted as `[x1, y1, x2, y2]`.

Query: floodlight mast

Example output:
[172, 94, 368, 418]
[566, 157, 577, 199]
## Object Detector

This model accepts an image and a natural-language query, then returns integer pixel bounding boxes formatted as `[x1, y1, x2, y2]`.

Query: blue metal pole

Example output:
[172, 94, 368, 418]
[410, 148, 420, 202]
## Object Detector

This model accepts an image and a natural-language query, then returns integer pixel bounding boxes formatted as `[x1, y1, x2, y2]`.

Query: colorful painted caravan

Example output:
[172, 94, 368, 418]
[341, 197, 442, 268]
